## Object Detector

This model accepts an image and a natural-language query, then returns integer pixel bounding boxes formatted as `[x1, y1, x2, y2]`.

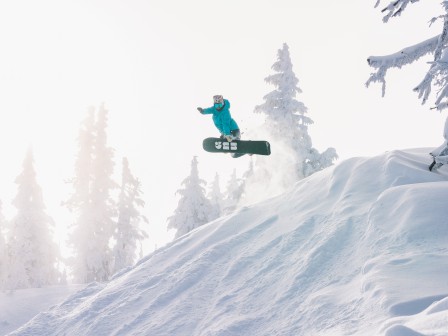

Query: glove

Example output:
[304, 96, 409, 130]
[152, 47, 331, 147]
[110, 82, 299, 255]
[225, 135, 234, 142]
[197, 107, 203, 113]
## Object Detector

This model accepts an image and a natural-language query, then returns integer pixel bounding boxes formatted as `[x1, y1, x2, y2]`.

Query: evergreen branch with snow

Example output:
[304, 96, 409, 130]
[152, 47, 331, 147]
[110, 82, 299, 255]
[377, 0, 421, 22]
[368, 1, 448, 110]
[366, 35, 439, 97]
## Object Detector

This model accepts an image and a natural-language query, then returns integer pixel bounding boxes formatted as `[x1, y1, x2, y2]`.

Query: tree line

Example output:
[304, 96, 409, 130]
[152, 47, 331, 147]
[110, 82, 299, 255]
[0, 104, 147, 290]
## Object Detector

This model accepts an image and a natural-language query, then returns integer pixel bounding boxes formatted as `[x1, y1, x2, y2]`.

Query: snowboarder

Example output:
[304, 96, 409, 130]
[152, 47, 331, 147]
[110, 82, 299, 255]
[198, 95, 270, 158]
[197, 95, 241, 142]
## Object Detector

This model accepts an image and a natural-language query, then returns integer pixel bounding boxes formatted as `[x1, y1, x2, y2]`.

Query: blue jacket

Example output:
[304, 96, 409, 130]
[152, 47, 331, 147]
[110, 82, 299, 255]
[201, 99, 239, 135]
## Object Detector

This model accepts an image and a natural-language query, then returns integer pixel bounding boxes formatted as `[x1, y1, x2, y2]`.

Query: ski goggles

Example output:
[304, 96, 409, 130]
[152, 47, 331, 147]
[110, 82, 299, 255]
[213, 95, 224, 104]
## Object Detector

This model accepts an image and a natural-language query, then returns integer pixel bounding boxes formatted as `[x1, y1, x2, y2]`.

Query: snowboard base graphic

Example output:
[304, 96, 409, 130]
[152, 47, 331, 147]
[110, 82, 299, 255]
[202, 137, 271, 156]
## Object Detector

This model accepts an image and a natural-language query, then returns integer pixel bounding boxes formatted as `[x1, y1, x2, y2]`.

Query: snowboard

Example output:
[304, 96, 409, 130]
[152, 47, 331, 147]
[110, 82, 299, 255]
[202, 137, 271, 156]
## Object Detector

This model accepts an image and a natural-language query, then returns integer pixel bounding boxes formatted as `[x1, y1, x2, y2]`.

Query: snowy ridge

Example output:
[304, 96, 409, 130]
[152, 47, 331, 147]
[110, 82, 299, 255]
[9, 149, 448, 336]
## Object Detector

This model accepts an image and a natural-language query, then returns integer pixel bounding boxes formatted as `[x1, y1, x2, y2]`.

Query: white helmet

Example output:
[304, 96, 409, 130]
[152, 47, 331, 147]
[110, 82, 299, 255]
[213, 95, 224, 104]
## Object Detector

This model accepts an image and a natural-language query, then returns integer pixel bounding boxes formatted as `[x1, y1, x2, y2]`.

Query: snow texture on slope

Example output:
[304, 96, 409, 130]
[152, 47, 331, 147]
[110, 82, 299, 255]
[9, 148, 448, 336]
[0, 285, 83, 336]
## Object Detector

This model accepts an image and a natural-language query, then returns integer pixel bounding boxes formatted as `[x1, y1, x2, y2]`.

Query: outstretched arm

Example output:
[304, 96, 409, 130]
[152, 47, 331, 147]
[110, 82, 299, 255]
[199, 106, 214, 114]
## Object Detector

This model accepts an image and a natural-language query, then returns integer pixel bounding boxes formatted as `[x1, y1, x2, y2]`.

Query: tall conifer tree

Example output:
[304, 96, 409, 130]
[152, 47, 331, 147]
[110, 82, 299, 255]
[7, 149, 59, 289]
[255, 43, 337, 179]
[66, 108, 96, 283]
[67, 104, 116, 283]
[113, 158, 148, 273]
[90, 103, 117, 281]
[168, 157, 214, 238]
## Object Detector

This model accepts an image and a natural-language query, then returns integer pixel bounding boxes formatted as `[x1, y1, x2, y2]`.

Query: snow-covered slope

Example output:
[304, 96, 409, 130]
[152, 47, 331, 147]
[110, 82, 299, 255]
[0, 285, 83, 336]
[10, 149, 448, 336]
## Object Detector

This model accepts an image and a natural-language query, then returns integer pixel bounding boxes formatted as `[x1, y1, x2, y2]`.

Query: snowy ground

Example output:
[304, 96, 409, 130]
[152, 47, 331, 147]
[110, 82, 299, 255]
[6, 148, 448, 336]
[0, 285, 83, 336]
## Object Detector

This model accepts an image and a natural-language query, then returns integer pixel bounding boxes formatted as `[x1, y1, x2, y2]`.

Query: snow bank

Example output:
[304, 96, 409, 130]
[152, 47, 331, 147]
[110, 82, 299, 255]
[8, 148, 448, 336]
[0, 285, 83, 336]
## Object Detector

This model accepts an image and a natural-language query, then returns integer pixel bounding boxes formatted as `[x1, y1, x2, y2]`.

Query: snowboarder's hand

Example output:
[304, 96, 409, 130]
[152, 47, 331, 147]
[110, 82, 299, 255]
[197, 107, 203, 113]
[225, 135, 233, 142]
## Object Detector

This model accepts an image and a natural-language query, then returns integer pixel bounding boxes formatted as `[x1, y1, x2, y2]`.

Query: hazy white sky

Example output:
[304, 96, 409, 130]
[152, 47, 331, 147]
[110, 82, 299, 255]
[0, 0, 445, 250]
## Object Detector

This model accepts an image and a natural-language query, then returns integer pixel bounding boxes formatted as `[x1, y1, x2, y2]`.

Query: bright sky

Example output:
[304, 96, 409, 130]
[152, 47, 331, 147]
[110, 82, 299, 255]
[0, 0, 445, 253]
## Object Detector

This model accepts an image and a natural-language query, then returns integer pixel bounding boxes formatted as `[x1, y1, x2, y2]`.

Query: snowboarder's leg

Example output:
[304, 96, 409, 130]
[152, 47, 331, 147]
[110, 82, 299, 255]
[230, 129, 243, 158]
[231, 129, 241, 140]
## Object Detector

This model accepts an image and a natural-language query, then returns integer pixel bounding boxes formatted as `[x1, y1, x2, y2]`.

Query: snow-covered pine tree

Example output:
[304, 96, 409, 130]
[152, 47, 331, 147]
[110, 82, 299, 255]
[255, 43, 337, 179]
[89, 103, 117, 281]
[113, 158, 148, 274]
[207, 173, 224, 219]
[167, 156, 214, 238]
[223, 169, 243, 214]
[66, 107, 95, 213]
[66, 108, 96, 283]
[367, 1, 448, 110]
[67, 104, 117, 283]
[0, 200, 7, 289]
[6, 149, 59, 289]
[366, 2, 448, 163]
